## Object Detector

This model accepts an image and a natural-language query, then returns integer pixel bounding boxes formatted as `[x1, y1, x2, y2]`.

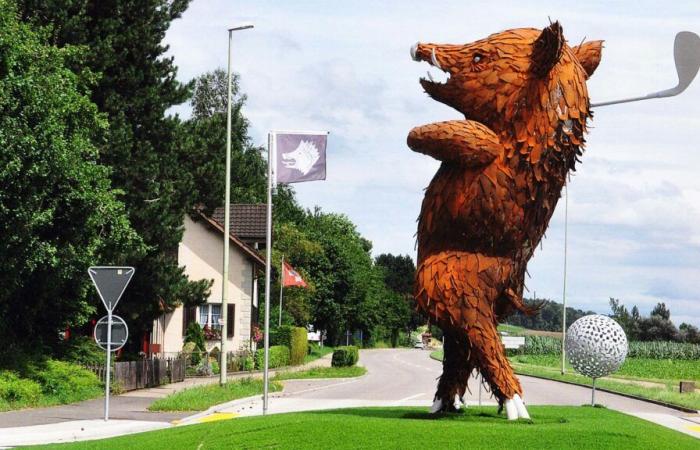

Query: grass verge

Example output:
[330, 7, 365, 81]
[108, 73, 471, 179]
[304, 345, 334, 364]
[429, 350, 700, 410]
[36, 406, 699, 449]
[512, 363, 700, 411]
[148, 378, 282, 412]
[273, 366, 366, 381]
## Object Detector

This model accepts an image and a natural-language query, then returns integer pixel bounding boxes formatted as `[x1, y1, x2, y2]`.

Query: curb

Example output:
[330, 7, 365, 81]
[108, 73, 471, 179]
[516, 372, 700, 414]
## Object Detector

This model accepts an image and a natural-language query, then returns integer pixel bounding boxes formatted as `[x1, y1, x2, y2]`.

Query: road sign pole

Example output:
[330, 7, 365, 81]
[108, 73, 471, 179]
[104, 309, 112, 421]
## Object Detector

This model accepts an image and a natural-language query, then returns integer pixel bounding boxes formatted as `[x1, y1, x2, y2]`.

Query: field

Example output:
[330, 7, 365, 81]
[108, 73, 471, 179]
[37, 406, 699, 449]
[510, 354, 700, 382]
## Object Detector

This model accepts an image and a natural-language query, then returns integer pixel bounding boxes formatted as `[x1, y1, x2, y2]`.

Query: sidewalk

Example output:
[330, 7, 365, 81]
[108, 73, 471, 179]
[0, 354, 332, 447]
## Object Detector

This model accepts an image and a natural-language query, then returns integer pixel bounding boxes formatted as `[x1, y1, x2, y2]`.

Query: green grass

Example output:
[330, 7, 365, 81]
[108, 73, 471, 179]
[37, 406, 699, 449]
[429, 350, 700, 410]
[273, 366, 366, 381]
[430, 349, 443, 362]
[497, 323, 526, 335]
[304, 345, 334, 364]
[512, 363, 700, 411]
[511, 354, 700, 382]
[148, 378, 282, 412]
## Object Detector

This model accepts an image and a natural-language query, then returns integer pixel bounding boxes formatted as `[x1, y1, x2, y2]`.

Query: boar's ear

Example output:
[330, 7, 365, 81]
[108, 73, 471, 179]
[532, 21, 564, 78]
[572, 40, 604, 79]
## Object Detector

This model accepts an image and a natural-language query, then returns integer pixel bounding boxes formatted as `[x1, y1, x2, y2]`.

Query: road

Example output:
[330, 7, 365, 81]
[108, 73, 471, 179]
[217, 349, 700, 439]
[2, 349, 699, 446]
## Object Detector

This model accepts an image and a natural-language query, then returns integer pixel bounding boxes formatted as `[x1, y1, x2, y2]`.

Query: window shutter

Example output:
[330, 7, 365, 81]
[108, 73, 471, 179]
[227, 304, 235, 338]
[183, 306, 196, 335]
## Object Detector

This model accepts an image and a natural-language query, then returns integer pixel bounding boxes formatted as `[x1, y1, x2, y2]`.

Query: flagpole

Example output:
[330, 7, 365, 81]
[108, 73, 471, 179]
[279, 255, 284, 327]
[262, 132, 274, 415]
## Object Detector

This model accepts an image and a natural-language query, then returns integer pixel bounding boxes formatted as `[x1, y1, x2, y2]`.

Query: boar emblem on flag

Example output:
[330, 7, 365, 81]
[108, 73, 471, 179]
[282, 140, 319, 175]
[275, 132, 328, 183]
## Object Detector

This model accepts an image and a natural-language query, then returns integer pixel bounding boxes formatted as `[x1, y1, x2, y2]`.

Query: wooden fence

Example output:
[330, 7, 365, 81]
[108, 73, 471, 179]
[84, 357, 185, 392]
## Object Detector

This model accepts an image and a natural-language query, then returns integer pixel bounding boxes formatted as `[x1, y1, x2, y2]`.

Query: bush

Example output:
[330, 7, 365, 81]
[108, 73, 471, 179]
[28, 360, 101, 403]
[289, 327, 308, 366]
[57, 336, 105, 366]
[0, 371, 42, 404]
[255, 346, 290, 369]
[271, 325, 294, 348]
[332, 346, 359, 367]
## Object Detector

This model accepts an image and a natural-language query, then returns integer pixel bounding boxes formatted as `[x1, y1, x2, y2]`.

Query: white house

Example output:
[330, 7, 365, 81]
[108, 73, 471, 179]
[150, 205, 266, 355]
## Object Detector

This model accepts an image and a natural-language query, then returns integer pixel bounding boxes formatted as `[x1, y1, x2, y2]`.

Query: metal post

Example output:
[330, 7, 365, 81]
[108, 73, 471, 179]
[220, 28, 234, 385]
[262, 132, 274, 414]
[591, 378, 597, 406]
[278, 255, 284, 326]
[104, 310, 112, 421]
[561, 183, 568, 375]
[221, 22, 254, 385]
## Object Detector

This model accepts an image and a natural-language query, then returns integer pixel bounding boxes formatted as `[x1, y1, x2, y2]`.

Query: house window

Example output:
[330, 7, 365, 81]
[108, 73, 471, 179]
[198, 304, 222, 330]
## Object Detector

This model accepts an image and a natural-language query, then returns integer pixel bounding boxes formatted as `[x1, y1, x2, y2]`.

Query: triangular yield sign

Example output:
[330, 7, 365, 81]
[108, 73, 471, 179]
[88, 266, 135, 312]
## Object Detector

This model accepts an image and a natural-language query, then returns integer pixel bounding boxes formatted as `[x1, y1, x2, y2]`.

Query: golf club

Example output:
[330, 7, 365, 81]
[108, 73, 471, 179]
[592, 31, 700, 107]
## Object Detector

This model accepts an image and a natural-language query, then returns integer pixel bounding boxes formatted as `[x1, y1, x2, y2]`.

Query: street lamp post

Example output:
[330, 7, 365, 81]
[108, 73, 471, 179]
[221, 22, 254, 386]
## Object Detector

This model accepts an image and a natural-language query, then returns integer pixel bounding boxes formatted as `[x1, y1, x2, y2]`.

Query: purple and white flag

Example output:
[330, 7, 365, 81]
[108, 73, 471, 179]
[275, 132, 327, 184]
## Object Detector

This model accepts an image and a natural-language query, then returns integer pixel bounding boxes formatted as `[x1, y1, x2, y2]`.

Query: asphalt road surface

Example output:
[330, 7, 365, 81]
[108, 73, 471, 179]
[222, 349, 700, 439]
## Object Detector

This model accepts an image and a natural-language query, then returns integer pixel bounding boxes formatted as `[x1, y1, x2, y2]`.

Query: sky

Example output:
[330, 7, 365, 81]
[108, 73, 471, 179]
[164, 0, 700, 326]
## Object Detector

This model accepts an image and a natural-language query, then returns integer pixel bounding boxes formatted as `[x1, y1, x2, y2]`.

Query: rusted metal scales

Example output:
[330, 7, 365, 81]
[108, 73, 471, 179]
[408, 22, 602, 418]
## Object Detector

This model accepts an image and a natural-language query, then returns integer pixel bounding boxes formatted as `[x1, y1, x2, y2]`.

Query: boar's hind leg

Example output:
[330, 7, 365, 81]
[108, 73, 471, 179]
[431, 328, 473, 413]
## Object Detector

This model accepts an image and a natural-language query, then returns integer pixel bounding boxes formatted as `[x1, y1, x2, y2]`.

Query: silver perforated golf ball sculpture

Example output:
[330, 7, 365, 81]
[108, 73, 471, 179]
[566, 315, 628, 378]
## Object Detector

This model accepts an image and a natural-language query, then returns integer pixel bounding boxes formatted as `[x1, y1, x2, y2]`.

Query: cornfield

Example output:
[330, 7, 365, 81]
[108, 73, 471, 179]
[520, 336, 700, 360]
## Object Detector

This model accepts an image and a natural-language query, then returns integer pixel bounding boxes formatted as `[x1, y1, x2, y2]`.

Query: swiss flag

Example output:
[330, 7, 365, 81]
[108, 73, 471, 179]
[282, 262, 307, 288]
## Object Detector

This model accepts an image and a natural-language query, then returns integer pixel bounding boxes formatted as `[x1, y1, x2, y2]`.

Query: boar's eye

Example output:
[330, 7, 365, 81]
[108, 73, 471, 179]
[473, 53, 483, 63]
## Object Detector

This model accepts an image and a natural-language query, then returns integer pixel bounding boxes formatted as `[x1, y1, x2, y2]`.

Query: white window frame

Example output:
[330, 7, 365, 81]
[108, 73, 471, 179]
[198, 304, 222, 330]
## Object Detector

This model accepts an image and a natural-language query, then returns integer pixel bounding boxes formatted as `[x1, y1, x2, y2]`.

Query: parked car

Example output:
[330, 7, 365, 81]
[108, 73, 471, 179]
[413, 341, 425, 349]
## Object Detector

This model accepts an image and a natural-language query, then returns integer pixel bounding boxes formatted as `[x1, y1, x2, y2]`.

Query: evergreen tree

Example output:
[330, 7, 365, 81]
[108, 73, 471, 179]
[0, 0, 141, 359]
[18, 0, 212, 344]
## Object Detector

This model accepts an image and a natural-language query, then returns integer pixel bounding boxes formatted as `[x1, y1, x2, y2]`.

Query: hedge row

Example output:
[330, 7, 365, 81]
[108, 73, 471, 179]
[289, 327, 307, 365]
[271, 325, 308, 366]
[254, 345, 290, 369]
[332, 346, 359, 367]
[520, 335, 700, 359]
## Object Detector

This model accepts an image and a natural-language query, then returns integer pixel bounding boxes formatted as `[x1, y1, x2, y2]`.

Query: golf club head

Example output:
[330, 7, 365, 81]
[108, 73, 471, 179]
[673, 31, 700, 94]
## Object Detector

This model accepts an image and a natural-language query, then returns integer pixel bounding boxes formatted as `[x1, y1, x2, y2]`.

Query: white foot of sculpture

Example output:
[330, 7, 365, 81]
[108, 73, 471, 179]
[453, 394, 466, 410]
[504, 394, 530, 420]
[430, 398, 443, 413]
[513, 394, 530, 419]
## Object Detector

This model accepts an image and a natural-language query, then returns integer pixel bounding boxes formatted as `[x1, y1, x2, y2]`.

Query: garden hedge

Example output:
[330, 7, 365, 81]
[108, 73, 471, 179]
[289, 327, 308, 366]
[255, 345, 290, 369]
[332, 346, 359, 367]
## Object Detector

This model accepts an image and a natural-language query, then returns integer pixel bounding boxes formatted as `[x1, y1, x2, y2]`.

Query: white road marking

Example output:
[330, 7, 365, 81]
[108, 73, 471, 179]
[398, 393, 426, 402]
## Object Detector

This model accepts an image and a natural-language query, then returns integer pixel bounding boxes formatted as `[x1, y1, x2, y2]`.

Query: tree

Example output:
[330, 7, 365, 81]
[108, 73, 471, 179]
[609, 297, 633, 337]
[0, 0, 141, 360]
[651, 302, 671, 320]
[375, 254, 422, 346]
[637, 315, 679, 341]
[18, 0, 213, 344]
[679, 323, 700, 344]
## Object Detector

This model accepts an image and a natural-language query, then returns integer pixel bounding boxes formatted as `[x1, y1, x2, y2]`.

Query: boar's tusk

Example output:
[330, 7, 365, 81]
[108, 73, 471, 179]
[431, 48, 441, 69]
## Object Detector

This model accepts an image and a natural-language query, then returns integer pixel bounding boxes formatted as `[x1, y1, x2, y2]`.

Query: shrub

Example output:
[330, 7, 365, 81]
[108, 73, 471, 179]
[255, 346, 290, 369]
[184, 323, 206, 352]
[58, 336, 105, 366]
[271, 325, 294, 348]
[332, 346, 359, 367]
[28, 360, 101, 403]
[0, 371, 42, 404]
[289, 327, 308, 366]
